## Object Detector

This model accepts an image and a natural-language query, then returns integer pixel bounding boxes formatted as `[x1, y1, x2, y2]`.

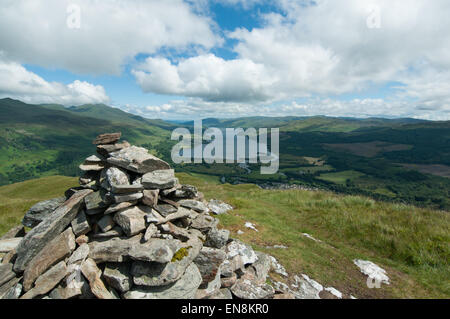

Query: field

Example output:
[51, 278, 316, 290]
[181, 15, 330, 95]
[399, 164, 450, 178]
[323, 141, 413, 158]
[317, 170, 366, 184]
[1, 174, 449, 298]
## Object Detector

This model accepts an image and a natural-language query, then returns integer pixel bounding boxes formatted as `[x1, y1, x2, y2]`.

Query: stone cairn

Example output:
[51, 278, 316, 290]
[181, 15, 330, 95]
[0, 133, 292, 299]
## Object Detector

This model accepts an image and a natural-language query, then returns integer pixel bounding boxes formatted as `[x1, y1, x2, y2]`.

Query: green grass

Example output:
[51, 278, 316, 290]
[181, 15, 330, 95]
[317, 170, 366, 184]
[0, 174, 448, 298]
[177, 172, 450, 298]
[0, 176, 77, 235]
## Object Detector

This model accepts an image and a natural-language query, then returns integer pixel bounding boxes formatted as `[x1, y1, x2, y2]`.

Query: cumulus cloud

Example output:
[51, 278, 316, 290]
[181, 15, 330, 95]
[0, 58, 109, 105]
[132, 54, 275, 102]
[122, 96, 448, 121]
[0, 0, 219, 74]
[131, 0, 450, 119]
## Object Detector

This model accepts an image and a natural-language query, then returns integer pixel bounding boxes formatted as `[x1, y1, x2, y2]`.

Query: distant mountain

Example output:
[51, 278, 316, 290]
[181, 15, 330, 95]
[180, 115, 432, 132]
[0, 98, 175, 185]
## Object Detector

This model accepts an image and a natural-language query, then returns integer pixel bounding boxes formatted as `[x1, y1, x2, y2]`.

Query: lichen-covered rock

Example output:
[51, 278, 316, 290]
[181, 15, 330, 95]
[225, 240, 258, 266]
[205, 227, 229, 249]
[142, 169, 178, 190]
[107, 146, 170, 174]
[124, 263, 202, 299]
[103, 263, 132, 293]
[208, 199, 233, 215]
[193, 247, 226, 288]
[178, 199, 209, 213]
[131, 237, 202, 287]
[88, 235, 141, 263]
[105, 167, 130, 188]
[230, 279, 275, 299]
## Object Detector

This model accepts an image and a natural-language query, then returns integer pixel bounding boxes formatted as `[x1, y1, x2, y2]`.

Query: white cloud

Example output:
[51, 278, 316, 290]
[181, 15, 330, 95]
[0, 57, 109, 105]
[132, 54, 275, 102]
[131, 0, 450, 119]
[0, 0, 219, 75]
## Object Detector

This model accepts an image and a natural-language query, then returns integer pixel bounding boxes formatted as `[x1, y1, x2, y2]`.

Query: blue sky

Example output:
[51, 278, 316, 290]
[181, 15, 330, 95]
[0, 0, 449, 120]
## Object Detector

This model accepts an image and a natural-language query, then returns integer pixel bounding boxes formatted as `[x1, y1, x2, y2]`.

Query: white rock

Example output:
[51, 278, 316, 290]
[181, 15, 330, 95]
[269, 256, 288, 277]
[302, 233, 322, 242]
[0, 237, 22, 253]
[293, 274, 323, 299]
[353, 259, 390, 285]
[226, 240, 258, 265]
[208, 199, 233, 215]
[244, 222, 258, 232]
[325, 287, 342, 299]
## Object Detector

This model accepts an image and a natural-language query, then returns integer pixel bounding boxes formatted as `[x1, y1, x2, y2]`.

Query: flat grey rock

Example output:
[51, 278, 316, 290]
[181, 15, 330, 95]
[107, 146, 170, 174]
[178, 199, 209, 213]
[230, 279, 275, 299]
[22, 197, 66, 228]
[0, 263, 16, 287]
[92, 132, 121, 145]
[131, 237, 202, 287]
[124, 263, 202, 299]
[173, 184, 198, 199]
[128, 238, 177, 263]
[208, 199, 233, 215]
[153, 204, 178, 217]
[84, 191, 108, 215]
[0, 238, 22, 253]
[193, 247, 226, 288]
[105, 167, 130, 189]
[21, 261, 68, 299]
[204, 227, 229, 249]
[88, 235, 141, 263]
[142, 169, 178, 189]
[22, 228, 75, 291]
[97, 215, 115, 233]
[103, 263, 132, 293]
[113, 206, 147, 236]
[14, 189, 92, 273]
[71, 210, 91, 236]
[114, 192, 143, 204]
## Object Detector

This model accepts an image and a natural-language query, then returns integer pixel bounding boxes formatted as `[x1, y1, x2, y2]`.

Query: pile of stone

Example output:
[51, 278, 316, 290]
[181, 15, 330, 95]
[0, 133, 289, 299]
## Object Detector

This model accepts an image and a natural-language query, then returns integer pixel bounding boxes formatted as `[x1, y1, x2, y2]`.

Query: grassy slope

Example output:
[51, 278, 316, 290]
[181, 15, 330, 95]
[0, 98, 175, 185]
[1, 174, 448, 298]
[0, 176, 78, 235]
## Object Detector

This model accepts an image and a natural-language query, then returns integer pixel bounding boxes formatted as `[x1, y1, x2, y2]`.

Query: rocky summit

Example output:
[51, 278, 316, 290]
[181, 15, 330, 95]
[0, 132, 299, 300]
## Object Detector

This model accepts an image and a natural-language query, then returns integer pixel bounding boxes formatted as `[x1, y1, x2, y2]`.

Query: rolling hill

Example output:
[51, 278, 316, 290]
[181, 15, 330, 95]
[1, 98, 449, 210]
[0, 98, 176, 185]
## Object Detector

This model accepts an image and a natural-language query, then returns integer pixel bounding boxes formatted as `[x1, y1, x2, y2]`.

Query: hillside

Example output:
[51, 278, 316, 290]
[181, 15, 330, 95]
[176, 116, 450, 210]
[1, 174, 448, 298]
[0, 98, 175, 185]
[1, 98, 449, 210]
